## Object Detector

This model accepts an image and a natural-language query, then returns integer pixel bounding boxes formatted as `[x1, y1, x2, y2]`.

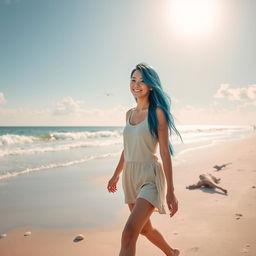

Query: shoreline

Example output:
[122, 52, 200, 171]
[0, 134, 256, 255]
[175, 130, 255, 157]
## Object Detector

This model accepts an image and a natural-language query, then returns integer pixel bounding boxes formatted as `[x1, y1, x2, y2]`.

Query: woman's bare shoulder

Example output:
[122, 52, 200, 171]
[156, 107, 168, 128]
[125, 108, 135, 122]
[156, 107, 166, 120]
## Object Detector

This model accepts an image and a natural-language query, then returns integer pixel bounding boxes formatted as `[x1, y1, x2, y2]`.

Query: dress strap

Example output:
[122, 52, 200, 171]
[127, 108, 135, 124]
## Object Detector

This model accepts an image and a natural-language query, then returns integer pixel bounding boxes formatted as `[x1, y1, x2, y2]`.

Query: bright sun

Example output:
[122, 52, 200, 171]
[169, 0, 218, 37]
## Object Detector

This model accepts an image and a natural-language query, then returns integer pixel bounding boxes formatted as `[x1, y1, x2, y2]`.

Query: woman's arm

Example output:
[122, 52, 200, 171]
[156, 107, 178, 217]
[107, 109, 131, 193]
[156, 107, 174, 192]
[111, 109, 131, 177]
[111, 149, 124, 178]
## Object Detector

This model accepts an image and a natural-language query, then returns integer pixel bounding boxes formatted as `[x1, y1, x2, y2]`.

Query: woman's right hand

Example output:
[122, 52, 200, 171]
[107, 175, 119, 193]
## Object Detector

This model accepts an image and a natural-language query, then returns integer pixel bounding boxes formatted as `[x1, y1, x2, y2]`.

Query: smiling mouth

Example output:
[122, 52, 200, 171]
[133, 89, 142, 92]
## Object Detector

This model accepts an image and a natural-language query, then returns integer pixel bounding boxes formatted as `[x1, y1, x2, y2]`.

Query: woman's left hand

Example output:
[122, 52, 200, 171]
[166, 191, 178, 217]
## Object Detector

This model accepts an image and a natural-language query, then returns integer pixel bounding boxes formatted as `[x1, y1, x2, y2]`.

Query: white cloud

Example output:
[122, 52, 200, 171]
[53, 97, 84, 115]
[0, 92, 7, 104]
[211, 84, 256, 124]
[237, 101, 256, 110]
[51, 96, 129, 125]
[0, 99, 130, 126]
[174, 102, 256, 125]
[214, 84, 256, 102]
[79, 105, 128, 125]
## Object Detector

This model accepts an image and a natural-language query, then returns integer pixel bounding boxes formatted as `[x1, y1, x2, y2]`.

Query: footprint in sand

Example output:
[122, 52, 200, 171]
[240, 247, 249, 253]
[235, 213, 243, 220]
[187, 246, 200, 253]
[240, 244, 251, 253]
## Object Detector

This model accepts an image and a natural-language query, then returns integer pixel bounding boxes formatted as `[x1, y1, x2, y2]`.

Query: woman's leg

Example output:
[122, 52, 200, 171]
[119, 198, 155, 256]
[128, 203, 179, 256]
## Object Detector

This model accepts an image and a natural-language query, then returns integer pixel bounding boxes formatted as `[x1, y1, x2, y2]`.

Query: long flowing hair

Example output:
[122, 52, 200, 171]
[130, 63, 182, 155]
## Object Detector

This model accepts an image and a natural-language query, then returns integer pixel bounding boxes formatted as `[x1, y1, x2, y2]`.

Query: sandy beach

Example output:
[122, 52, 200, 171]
[1, 0, 256, 255]
[0, 134, 256, 256]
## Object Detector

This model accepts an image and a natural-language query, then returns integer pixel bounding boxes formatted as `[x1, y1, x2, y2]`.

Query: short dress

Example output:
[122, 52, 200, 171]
[122, 108, 167, 214]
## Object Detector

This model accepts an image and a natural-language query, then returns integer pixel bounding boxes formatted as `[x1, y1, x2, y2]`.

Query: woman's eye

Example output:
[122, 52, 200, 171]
[130, 80, 144, 84]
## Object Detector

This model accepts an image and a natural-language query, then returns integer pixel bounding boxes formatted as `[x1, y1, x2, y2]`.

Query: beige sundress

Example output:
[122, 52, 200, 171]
[122, 108, 167, 214]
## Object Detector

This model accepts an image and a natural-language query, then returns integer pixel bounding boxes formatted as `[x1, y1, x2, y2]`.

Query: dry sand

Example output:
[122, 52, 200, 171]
[0, 135, 256, 256]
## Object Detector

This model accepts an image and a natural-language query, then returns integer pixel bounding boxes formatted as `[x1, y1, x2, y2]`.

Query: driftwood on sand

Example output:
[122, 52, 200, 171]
[186, 173, 228, 194]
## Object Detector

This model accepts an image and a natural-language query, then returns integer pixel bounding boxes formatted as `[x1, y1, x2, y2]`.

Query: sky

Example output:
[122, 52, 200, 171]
[0, 0, 255, 126]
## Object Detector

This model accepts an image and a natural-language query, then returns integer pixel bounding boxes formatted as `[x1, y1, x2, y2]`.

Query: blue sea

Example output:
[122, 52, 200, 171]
[0, 125, 254, 233]
[0, 125, 253, 181]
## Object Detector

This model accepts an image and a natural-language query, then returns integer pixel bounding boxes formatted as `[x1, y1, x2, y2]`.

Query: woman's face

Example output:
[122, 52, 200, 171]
[130, 70, 151, 98]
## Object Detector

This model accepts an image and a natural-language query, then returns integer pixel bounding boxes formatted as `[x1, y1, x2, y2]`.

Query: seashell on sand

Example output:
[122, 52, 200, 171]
[0, 234, 7, 239]
[73, 234, 85, 242]
[24, 231, 31, 236]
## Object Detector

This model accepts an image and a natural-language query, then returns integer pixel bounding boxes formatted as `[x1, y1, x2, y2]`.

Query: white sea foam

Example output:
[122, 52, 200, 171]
[0, 152, 120, 180]
[0, 130, 122, 146]
[50, 130, 122, 140]
[0, 134, 39, 145]
[0, 139, 122, 157]
[177, 125, 251, 134]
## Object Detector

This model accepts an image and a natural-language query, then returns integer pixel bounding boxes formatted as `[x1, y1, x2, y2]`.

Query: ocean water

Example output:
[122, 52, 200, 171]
[0, 125, 254, 181]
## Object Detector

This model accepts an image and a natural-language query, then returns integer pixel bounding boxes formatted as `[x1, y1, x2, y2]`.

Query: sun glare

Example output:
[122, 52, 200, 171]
[169, 0, 218, 37]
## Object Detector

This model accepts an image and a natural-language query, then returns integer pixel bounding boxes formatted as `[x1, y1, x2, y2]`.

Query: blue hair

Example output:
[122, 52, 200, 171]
[130, 63, 182, 156]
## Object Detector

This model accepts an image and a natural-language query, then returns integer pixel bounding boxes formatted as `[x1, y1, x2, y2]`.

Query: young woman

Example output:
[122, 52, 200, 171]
[107, 63, 181, 256]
